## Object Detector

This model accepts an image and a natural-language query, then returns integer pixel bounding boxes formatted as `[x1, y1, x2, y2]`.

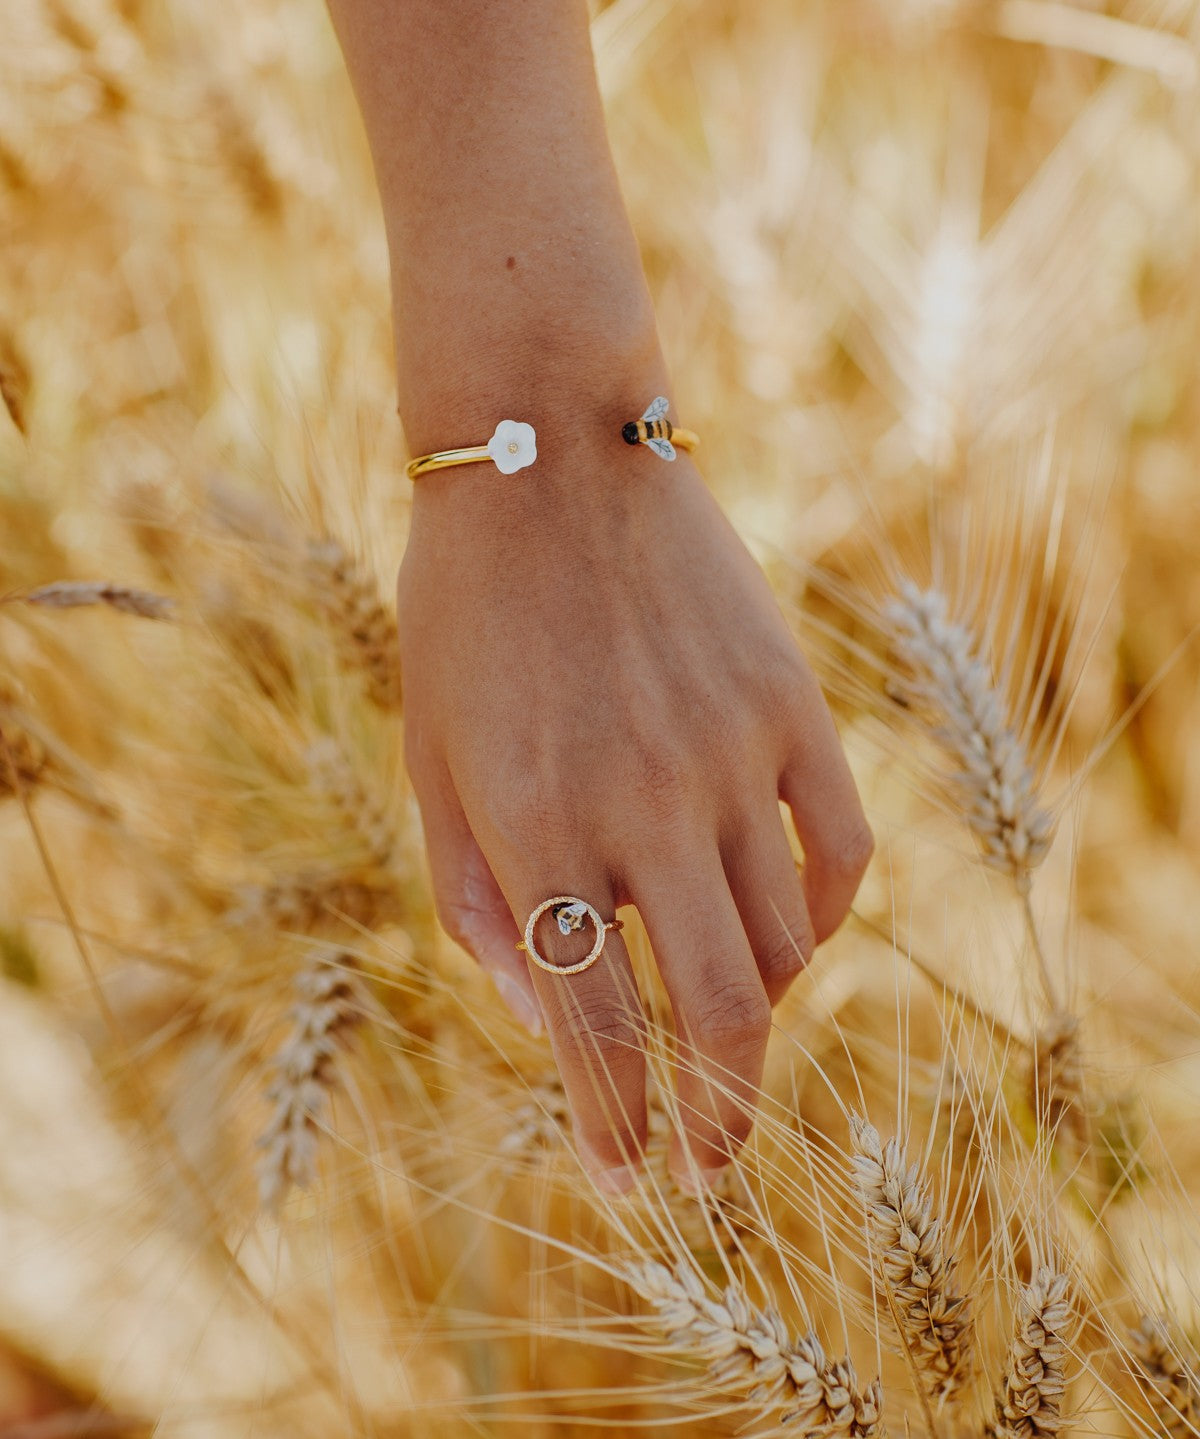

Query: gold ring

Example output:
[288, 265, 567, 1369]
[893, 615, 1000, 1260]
[516, 896, 624, 976]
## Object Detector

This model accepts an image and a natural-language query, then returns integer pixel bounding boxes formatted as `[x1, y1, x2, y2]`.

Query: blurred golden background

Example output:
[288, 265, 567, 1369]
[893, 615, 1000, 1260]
[2, 0, 1200, 1434]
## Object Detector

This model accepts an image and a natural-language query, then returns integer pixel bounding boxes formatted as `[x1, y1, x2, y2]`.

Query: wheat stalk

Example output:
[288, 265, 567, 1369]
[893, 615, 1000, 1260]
[987, 1267, 1072, 1438]
[848, 1116, 972, 1404]
[883, 581, 1054, 890]
[1129, 1315, 1199, 1439]
[257, 951, 368, 1212]
[624, 1258, 886, 1435]
[305, 538, 402, 710]
[19, 581, 176, 620]
[1029, 1013, 1087, 1150]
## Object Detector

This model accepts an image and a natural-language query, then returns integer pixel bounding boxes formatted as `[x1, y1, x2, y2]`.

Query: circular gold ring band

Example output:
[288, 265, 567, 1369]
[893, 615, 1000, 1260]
[516, 895, 624, 976]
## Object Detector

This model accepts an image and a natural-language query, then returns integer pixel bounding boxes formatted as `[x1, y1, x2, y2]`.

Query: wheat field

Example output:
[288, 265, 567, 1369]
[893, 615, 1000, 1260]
[2, 0, 1200, 1434]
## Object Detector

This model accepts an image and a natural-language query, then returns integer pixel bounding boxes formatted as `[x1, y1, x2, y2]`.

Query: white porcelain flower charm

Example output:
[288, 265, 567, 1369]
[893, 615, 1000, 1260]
[486, 419, 537, 475]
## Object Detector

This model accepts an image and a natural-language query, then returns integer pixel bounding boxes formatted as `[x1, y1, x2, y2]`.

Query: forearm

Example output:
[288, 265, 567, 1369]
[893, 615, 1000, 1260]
[328, 2, 873, 1189]
[325, 0, 663, 456]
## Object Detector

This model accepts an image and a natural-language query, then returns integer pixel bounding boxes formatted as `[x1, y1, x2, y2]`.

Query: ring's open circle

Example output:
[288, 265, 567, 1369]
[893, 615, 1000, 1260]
[524, 895, 607, 976]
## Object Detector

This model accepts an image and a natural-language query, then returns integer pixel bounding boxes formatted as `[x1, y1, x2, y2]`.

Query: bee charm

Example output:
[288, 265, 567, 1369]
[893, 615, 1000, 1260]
[554, 901, 589, 936]
[622, 395, 677, 461]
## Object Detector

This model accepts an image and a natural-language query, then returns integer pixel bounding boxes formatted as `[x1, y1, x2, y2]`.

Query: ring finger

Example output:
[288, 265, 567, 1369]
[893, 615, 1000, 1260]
[495, 865, 648, 1192]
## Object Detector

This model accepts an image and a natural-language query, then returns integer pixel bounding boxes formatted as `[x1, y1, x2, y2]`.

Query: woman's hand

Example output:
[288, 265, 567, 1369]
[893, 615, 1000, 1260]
[327, 0, 872, 1189]
[398, 429, 873, 1191]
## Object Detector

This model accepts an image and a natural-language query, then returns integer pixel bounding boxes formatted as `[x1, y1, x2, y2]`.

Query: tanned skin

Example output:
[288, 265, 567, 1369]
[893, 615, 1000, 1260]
[325, 0, 873, 1191]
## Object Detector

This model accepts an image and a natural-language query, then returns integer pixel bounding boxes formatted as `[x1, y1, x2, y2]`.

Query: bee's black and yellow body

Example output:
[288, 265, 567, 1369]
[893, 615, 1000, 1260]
[623, 416, 674, 446]
[621, 396, 697, 461]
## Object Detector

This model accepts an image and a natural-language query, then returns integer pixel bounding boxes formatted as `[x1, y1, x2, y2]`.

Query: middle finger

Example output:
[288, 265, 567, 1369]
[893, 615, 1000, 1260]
[630, 848, 771, 1185]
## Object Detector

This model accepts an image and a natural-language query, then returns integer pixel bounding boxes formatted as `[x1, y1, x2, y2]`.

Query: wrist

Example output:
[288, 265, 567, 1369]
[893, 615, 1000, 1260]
[398, 302, 678, 521]
[394, 265, 663, 455]
[403, 378, 697, 555]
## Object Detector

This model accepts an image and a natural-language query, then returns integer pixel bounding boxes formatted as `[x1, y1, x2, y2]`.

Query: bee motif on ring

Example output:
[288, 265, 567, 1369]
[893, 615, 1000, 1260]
[553, 901, 590, 936]
[622, 395, 677, 461]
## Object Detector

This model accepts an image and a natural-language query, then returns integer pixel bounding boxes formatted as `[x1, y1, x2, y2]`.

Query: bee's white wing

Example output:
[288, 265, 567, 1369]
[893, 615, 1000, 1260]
[641, 396, 670, 421]
[647, 437, 676, 461]
[556, 901, 589, 934]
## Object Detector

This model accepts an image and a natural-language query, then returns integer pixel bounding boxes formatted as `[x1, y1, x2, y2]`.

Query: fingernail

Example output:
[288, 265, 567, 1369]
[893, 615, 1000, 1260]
[670, 1165, 728, 1197]
[493, 973, 543, 1035]
[587, 1162, 641, 1196]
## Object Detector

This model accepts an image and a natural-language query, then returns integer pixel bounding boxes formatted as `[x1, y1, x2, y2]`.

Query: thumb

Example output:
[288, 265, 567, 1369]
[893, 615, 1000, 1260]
[412, 765, 544, 1035]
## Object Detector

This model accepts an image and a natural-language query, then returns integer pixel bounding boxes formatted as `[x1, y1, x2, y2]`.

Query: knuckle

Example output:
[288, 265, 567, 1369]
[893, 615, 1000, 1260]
[627, 738, 690, 816]
[758, 922, 814, 985]
[489, 769, 564, 855]
[554, 1002, 643, 1059]
[505, 774, 556, 834]
[686, 977, 772, 1057]
[551, 1005, 646, 1130]
[770, 661, 819, 730]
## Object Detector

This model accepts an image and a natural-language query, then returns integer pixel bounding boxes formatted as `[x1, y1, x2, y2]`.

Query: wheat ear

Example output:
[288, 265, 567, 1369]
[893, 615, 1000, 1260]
[227, 869, 403, 936]
[1129, 1315, 1199, 1439]
[849, 1116, 972, 1404]
[257, 951, 367, 1212]
[0, 324, 29, 435]
[0, 704, 49, 798]
[499, 1079, 571, 1158]
[305, 538, 402, 710]
[1029, 1012, 1087, 1149]
[883, 581, 1053, 890]
[987, 1267, 1072, 1438]
[304, 739, 397, 870]
[624, 1259, 886, 1435]
[20, 581, 176, 619]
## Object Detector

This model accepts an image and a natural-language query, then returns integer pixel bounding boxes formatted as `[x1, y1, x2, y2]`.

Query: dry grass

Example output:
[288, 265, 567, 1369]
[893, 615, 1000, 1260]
[2, 0, 1200, 1434]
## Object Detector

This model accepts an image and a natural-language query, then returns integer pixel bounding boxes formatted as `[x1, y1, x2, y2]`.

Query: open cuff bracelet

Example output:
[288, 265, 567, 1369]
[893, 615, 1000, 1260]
[404, 398, 698, 481]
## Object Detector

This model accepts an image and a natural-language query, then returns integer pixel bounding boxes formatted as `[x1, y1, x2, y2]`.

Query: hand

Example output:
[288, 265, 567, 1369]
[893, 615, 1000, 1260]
[327, 0, 871, 1188]
[397, 422, 873, 1192]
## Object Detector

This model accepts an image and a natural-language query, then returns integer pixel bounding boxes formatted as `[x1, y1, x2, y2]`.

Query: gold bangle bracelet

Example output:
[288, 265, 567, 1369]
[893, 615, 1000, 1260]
[406, 418, 537, 481]
[404, 398, 699, 482]
[405, 444, 504, 481]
